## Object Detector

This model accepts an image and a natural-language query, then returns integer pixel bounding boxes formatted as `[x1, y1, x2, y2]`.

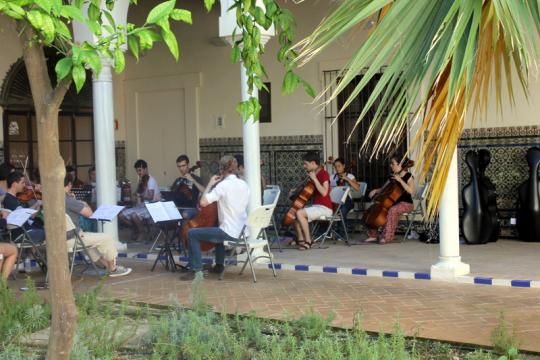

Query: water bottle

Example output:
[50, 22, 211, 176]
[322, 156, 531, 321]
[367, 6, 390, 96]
[24, 258, 31, 272]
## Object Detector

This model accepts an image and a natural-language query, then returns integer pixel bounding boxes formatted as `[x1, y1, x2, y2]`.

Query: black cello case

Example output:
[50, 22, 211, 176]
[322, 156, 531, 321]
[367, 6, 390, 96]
[516, 147, 540, 242]
[461, 150, 499, 244]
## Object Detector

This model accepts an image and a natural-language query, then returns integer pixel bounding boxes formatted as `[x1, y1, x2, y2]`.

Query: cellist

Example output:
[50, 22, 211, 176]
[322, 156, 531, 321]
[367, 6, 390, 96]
[180, 155, 249, 281]
[293, 152, 332, 251]
[365, 155, 415, 244]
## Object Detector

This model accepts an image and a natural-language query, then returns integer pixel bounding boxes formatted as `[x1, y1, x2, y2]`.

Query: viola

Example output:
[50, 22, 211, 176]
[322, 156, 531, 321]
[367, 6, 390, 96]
[363, 176, 403, 229]
[282, 179, 316, 226]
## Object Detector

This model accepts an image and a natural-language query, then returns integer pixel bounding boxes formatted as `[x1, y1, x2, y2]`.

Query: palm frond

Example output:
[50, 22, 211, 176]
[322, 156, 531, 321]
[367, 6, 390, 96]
[297, 0, 540, 218]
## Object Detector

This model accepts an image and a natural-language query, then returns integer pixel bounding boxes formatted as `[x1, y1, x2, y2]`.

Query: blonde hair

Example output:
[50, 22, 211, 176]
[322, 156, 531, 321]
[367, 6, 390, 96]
[219, 155, 237, 173]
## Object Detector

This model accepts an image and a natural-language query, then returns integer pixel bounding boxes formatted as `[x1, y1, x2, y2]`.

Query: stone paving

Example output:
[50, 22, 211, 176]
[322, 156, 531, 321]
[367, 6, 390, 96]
[51, 258, 540, 353]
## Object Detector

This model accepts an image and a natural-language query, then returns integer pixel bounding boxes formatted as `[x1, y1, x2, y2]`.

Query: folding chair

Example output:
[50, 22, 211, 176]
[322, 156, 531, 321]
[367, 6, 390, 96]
[7, 224, 47, 279]
[263, 185, 282, 252]
[223, 205, 277, 283]
[65, 215, 101, 277]
[401, 183, 429, 241]
[312, 186, 351, 248]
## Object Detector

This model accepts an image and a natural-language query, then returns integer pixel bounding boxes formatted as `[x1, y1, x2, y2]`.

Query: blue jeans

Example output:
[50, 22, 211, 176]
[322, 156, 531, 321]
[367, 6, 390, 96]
[187, 227, 236, 272]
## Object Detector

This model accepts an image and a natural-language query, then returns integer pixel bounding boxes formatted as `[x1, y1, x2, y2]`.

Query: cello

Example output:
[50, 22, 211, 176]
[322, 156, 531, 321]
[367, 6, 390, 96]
[517, 147, 540, 242]
[282, 178, 316, 226]
[363, 177, 403, 229]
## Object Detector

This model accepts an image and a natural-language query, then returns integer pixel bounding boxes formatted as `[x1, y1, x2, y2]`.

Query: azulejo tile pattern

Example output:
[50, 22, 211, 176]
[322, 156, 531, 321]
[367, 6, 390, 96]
[200, 136, 324, 221]
[458, 126, 540, 237]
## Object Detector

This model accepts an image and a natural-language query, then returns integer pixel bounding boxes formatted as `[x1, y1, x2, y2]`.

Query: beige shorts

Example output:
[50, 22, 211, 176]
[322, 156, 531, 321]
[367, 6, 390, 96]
[304, 205, 333, 222]
[66, 231, 117, 263]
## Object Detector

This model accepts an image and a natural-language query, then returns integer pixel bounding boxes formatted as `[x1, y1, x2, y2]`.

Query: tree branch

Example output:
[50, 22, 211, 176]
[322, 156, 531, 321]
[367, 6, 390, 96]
[49, 77, 72, 111]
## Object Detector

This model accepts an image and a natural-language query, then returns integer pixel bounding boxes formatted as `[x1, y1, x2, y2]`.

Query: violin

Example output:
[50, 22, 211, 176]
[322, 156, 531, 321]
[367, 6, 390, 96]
[17, 184, 43, 203]
[174, 162, 202, 201]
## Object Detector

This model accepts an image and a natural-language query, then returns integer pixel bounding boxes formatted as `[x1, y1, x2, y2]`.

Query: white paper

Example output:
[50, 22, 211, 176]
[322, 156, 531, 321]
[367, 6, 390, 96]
[146, 201, 182, 223]
[7, 208, 37, 227]
[90, 204, 125, 221]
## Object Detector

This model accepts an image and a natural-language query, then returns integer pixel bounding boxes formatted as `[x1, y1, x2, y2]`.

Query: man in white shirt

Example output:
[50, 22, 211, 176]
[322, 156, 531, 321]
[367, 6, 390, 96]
[180, 155, 249, 281]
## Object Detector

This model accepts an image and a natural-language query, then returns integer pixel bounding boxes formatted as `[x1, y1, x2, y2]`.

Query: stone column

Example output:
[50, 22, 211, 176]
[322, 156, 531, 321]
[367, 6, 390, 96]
[92, 58, 125, 250]
[431, 147, 470, 279]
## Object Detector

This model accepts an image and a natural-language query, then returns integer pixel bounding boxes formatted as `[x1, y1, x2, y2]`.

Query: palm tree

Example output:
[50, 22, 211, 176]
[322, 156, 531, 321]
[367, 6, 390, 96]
[297, 0, 540, 216]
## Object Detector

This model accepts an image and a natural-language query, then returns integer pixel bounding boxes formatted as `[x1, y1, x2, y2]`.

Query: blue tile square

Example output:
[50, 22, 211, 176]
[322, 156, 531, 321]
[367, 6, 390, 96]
[383, 271, 399, 278]
[270, 263, 282, 270]
[179, 256, 188, 262]
[511, 280, 531, 288]
[474, 277, 493, 285]
[323, 266, 338, 273]
[295, 264, 309, 271]
[117, 253, 128, 258]
[136, 253, 148, 259]
[414, 272, 431, 280]
[352, 268, 367, 275]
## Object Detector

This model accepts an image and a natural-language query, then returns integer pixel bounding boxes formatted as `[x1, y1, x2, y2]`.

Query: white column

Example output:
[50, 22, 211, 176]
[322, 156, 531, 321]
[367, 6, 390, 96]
[92, 59, 126, 251]
[431, 147, 470, 279]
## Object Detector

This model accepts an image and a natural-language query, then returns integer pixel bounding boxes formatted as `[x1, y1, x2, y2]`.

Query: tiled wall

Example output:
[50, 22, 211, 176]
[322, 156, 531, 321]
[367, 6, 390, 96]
[200, 135, 324, 221]
[458, 126, 540, 237]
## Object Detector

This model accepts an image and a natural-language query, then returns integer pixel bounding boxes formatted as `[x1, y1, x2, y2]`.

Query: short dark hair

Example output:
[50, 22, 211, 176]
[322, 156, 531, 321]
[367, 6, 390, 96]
[234, 154, 244, 168]
[302, 152, 320, 165]
[66, 165, 76, 173]
[333, 157, 345, 166]
[64, 173, 74, 187]
[0, 162, 14, 181]
[134, 159, 148, 169]
[176, 155, 189, 164]
[7, 171, 24, 188]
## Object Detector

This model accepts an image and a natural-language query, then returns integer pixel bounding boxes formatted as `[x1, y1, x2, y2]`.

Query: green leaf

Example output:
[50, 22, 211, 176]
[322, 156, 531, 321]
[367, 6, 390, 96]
[282, 70, 299, 94]
[128, 35, 139, 61]
[7, 3, 25, 18]
[53, 18, 72, 40]
[204, 0, 215, 12]
[146, 0, 176, 24]
[88, 3, 100, 22]
[114, 48, 125, 73]
[230, 45, 240, 63]
[35, 0, 53, 13]
[243, 0, 252, 13]
[103, 9, 116, 28]
[81, 51, 101, 75]
[27, 10, 45, 30]
[72, 64, 86, 93]
[41, 13, 56, 43]
[60, 5, 84, 22]
[302, 81, 316, 98]
[55, 57, 73, 81]
[171, 9, 192, 24]
[137, 29, 154, 50]
[162, 28, 179, 61]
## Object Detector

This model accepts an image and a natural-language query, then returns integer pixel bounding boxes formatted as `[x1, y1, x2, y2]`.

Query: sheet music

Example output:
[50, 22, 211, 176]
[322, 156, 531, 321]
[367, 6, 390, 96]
[7, 208, 37, 227]
[146, 201, 182, 223]
[90, 204, 125, 221]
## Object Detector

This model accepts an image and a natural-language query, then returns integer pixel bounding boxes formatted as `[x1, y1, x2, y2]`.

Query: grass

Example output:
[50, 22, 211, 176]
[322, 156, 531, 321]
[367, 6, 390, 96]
[0, 277, 536, 359]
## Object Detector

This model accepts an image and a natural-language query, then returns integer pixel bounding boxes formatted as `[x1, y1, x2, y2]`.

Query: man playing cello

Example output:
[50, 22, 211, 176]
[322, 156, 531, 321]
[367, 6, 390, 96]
[293, 152, 332, 250]
[180, 155, 249, 281]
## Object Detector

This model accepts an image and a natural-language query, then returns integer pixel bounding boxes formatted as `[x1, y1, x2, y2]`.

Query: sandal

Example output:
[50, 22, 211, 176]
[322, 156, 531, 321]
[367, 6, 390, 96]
[297, 240, 312, 251]
[363, 237, 378, 243]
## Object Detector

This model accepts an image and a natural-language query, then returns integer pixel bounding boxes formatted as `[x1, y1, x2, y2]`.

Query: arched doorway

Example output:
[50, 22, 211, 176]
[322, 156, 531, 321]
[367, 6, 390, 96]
[0, 53, 95, 182]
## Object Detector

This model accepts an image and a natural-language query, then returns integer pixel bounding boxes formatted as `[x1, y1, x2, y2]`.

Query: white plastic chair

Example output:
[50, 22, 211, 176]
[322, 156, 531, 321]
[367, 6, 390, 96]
[263, 185, 282, 251]
[401, 183, 429, 241]
[312, 186, 351, 248]
[223, 204, 277, 283]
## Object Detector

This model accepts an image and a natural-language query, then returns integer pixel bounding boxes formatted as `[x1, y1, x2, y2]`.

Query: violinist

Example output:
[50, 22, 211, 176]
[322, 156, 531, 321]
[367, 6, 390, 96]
[293, 152, 332, 251]
[0, 162, 14, 201]
[118, 159, 160, 241]
[330, 158, 360, 234]
[2, 171, 46, 244]
[180, 155, 249, 281]
[171, 155, 205, 220]
[66, 165, 84, 188]
[365, 155, 415, 244]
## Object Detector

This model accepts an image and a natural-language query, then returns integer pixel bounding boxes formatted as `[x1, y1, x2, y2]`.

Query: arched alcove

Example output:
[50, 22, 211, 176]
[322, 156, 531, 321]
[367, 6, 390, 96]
[0, 51, 95, 181]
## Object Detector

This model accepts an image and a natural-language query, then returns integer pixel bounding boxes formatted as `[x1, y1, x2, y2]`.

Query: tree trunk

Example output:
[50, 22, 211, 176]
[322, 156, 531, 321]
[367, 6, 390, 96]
[19, 30, 77, 359]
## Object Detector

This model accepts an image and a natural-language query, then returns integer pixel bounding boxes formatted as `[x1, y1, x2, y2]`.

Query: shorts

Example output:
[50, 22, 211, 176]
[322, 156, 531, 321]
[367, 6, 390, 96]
[304, 205, 333, 222]
[120, 205, 151, 221]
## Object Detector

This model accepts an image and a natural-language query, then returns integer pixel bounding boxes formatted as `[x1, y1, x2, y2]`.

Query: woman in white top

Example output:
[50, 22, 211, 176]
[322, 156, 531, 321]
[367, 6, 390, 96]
[331, 158, 360, 233]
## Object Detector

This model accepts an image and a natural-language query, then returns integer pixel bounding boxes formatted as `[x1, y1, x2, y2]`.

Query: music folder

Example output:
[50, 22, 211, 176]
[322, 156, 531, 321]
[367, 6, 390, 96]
[90, 204, 125, 221]
[145, 201, 182, 223]
[7, 208, 37, 227]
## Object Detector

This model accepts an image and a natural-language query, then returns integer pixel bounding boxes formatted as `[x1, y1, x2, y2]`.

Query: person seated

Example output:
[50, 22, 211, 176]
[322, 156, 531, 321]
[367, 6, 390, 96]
[118, 159, 160, 241]
[2, 171, 45, 244]
[66, 166, 84, 188]
[170, 155, 205, 220]
[234, 154, 267, 191]
[330, 158, 360, 233]
[365, 155, 415, 244]
[180, 155, 249, 281]
[293, 152, 333, 250]
[0, 162, 14, 202]
[65, 174, 131, 277]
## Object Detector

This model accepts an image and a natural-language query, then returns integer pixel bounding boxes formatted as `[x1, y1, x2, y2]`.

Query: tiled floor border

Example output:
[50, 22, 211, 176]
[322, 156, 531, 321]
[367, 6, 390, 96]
[112, 252, 540, 289]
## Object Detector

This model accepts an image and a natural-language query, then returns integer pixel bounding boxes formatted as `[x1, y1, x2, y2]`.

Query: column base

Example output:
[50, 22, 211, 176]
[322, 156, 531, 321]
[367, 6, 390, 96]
[431, 256, 470, 280]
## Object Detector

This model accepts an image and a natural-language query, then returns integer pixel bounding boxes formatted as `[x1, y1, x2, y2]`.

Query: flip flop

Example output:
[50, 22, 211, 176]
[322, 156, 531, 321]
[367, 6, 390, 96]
[363, 237, 378, 243]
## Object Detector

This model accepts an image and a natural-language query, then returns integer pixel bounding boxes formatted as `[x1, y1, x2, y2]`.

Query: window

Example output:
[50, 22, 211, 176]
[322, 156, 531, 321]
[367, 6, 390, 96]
[259, 82, 271, 123]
